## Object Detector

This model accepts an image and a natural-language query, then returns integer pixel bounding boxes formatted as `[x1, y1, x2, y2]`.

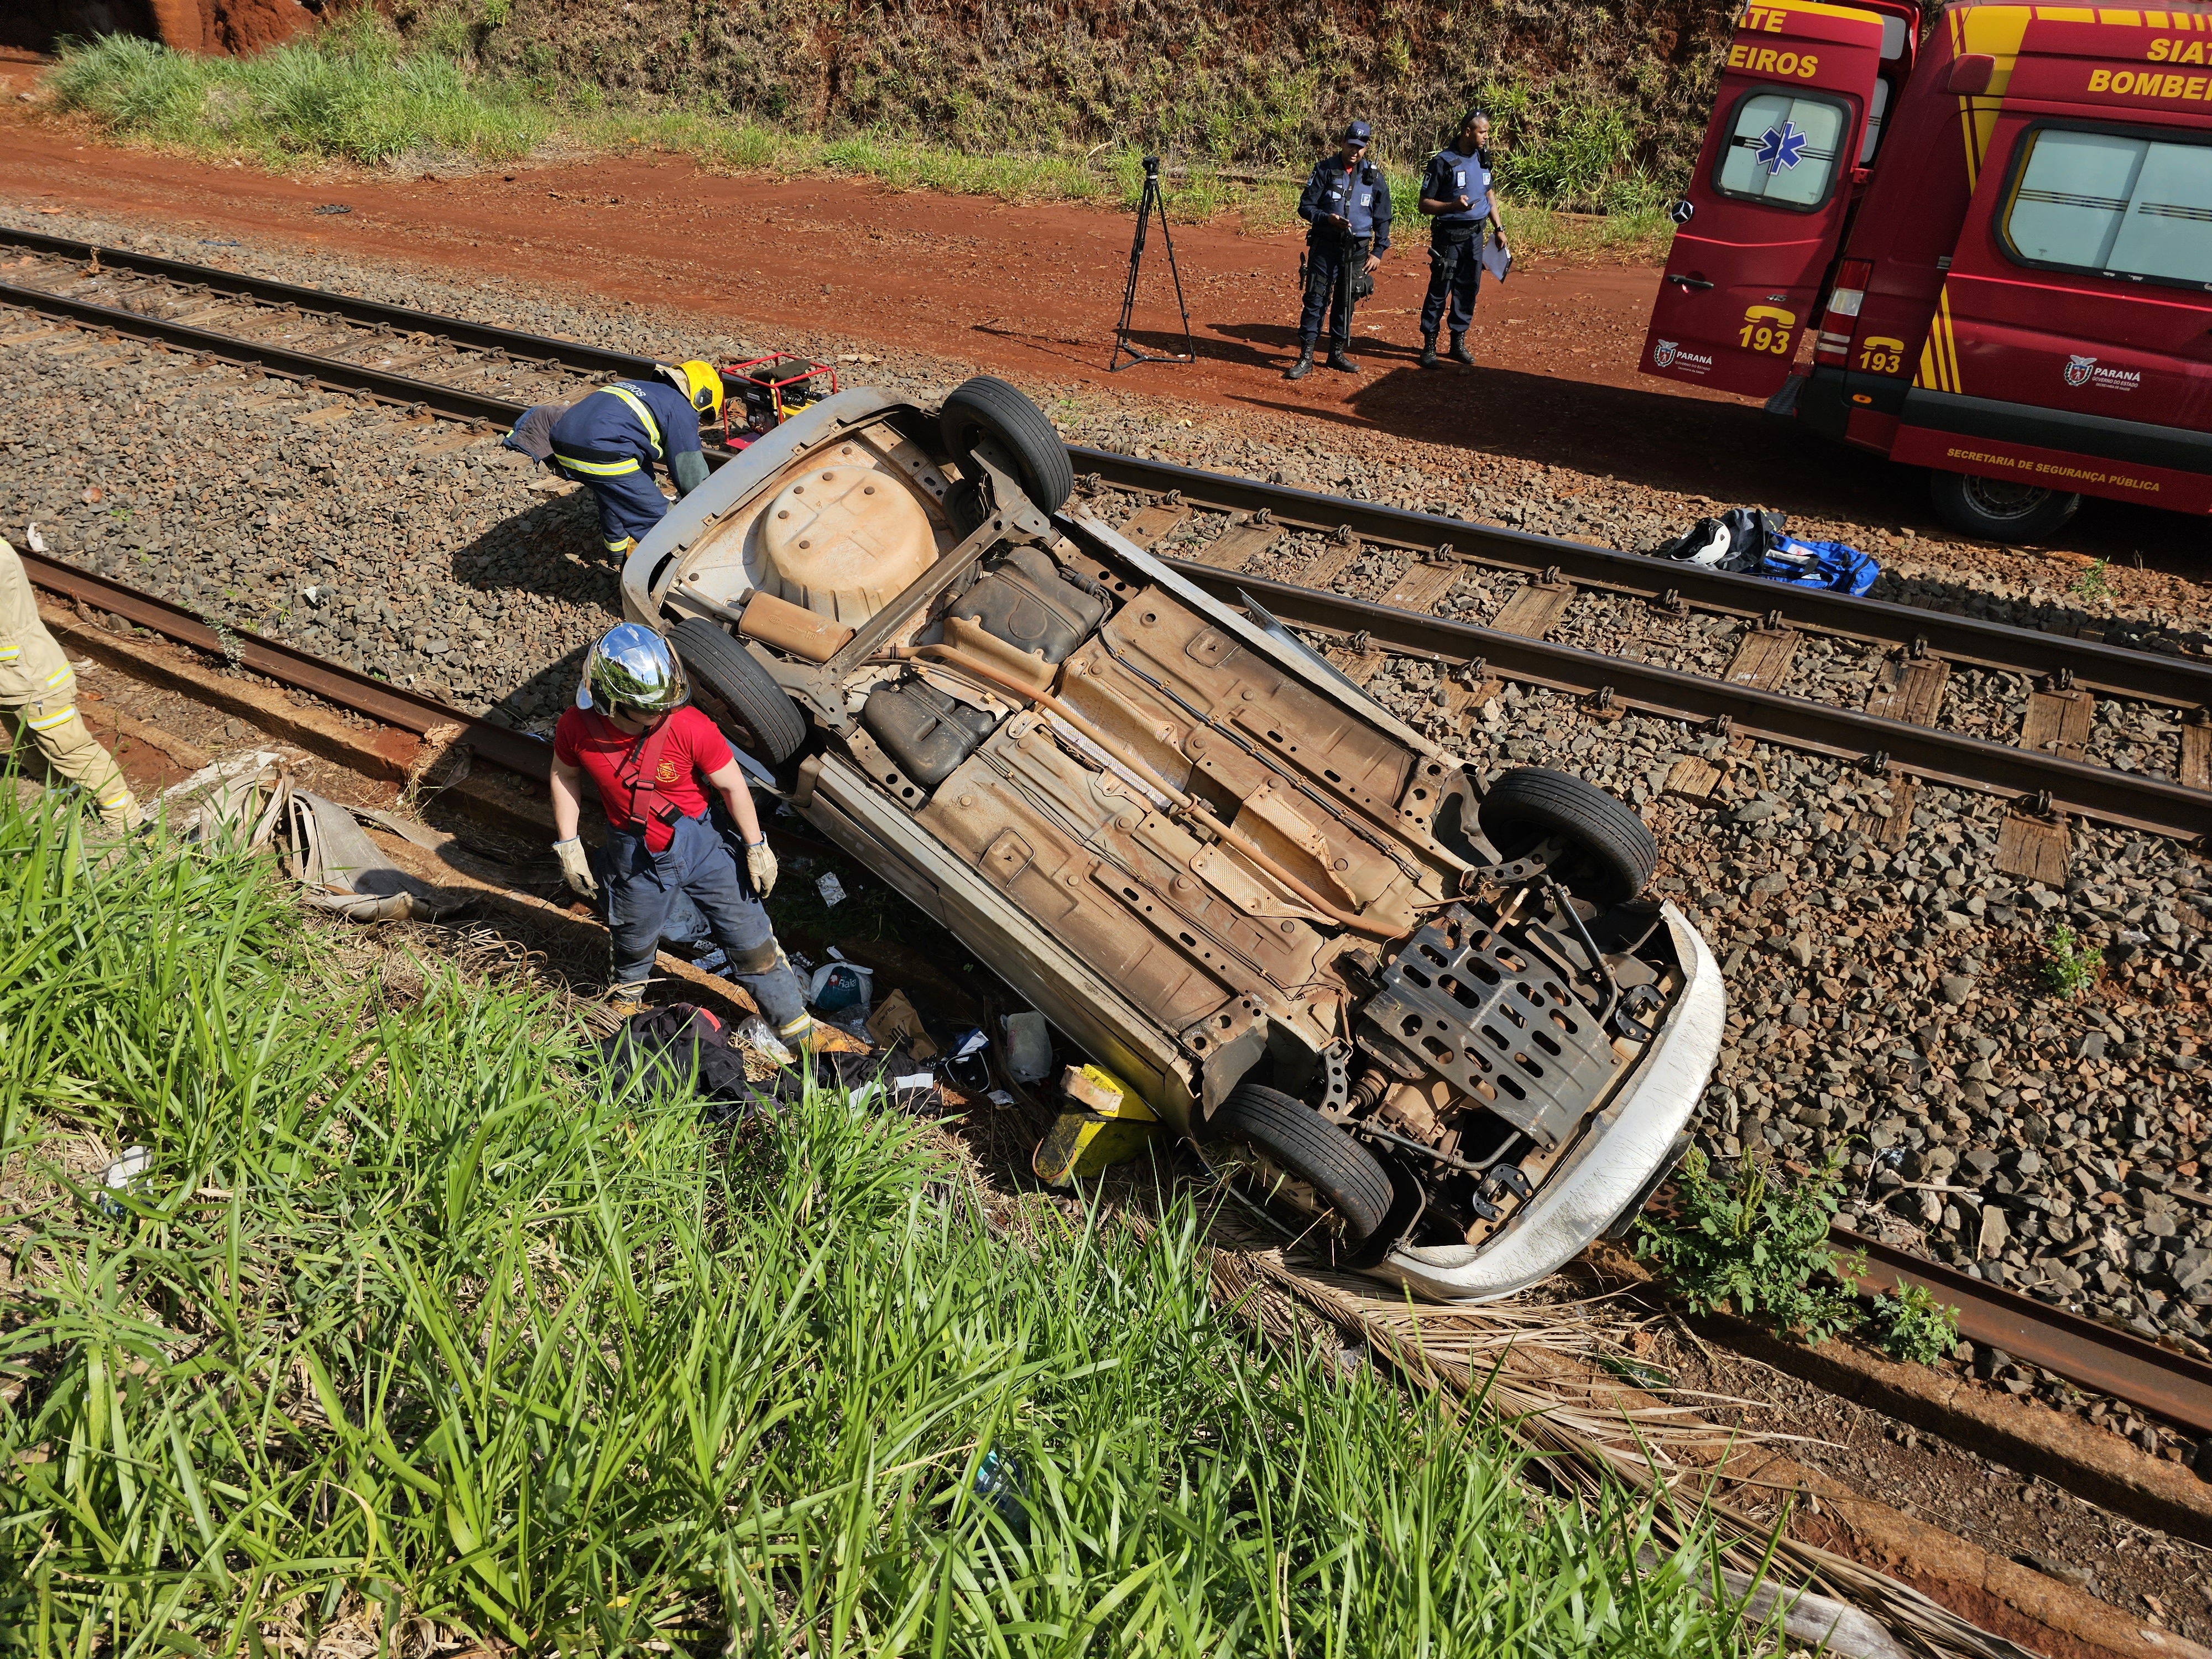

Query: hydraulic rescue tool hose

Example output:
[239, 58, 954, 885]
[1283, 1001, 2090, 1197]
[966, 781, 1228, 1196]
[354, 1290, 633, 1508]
[880, 643, 1405, 941]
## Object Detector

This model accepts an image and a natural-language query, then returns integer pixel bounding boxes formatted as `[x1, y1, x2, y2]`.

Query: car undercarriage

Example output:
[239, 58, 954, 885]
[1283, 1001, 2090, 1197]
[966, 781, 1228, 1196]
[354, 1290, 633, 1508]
[623, 376, 1726, 1301]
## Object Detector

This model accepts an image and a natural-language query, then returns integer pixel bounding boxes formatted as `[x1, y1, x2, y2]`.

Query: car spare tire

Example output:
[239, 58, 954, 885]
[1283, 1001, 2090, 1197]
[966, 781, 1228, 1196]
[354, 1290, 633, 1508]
[671, 615, 808, 764]
[1478, 766, 1655, 905]
[939, 376, 1074, 515]
[1208, 1083, 1394, 1245]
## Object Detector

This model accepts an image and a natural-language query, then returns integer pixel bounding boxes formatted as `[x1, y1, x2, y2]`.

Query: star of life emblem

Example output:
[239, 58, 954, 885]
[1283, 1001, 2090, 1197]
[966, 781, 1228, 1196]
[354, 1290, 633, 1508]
[1755, 121, 1809, 174]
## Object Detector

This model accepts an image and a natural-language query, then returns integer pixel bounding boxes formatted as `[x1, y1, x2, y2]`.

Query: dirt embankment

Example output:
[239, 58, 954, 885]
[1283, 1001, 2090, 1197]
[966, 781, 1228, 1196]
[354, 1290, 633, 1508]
[4, 0, 313, 55]
[429, 0, 1735, 181]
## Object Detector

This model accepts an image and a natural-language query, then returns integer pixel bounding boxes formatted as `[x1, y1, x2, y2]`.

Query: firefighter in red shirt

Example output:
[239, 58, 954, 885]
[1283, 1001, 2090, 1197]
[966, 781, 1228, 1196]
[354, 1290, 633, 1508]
[547, 622, 812, 1044]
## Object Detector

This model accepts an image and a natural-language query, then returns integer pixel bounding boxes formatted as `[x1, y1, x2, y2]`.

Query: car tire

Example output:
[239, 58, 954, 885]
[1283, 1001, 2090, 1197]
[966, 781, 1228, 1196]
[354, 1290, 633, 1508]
[1928, 469, 2080, 544]
[670, 615, 808, 764]
[1208, 1083, 1395, 1244]
[1478, 766, 1656, 905]
[939, 376, 1074, 515]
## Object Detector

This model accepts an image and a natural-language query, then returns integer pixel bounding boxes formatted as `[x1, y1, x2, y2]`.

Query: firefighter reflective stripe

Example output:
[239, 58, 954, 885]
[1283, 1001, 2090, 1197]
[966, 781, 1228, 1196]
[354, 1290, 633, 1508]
[777, 1011, 816, 1039]
[605, 535, 637, 554]
[602, 384, 664, 457]
[25, 702, 79, 731]
[97, 782, 133, 808]
[0, 645, 18, 661]
[555, 451, 641, 477]
[40, 664, 69, 689]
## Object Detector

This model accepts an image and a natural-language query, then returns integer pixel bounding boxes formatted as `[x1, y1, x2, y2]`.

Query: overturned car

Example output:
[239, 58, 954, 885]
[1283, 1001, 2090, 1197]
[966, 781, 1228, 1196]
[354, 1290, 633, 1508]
[622, 377, 1725, 1301]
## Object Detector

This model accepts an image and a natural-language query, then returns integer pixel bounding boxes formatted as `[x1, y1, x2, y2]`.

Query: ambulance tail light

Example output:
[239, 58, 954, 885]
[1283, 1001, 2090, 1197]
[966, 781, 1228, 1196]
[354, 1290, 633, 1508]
[1817, 259, 1874, 362]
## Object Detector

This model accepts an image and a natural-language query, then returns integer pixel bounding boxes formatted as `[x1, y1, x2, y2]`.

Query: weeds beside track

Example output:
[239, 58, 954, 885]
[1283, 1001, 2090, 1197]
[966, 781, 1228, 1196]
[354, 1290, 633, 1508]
[0, 787, 1756, 1654]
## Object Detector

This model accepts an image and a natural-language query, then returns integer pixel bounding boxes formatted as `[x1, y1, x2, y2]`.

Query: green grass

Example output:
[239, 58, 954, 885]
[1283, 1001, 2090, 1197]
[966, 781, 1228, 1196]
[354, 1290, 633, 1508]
[0, 781, 1762, 1652]
[41, 19, 1675, 256]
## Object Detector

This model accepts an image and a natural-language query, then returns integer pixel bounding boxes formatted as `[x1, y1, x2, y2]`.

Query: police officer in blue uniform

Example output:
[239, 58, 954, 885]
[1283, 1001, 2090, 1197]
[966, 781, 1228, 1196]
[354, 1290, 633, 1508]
[1286, 121, 1392, 382]
[1417, 110, 1508, 369]
[547, 361, 724, 560]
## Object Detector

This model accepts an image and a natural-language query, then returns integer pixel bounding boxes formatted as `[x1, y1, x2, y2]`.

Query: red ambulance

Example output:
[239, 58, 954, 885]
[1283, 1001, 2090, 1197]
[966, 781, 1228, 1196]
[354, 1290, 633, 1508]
[1640, 0, 2212, 542]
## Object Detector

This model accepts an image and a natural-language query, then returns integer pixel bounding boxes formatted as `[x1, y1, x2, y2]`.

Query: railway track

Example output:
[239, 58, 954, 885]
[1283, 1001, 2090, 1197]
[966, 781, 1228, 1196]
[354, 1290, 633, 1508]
[3, 226, 2205, 861]
[27, 549, 2212, 1453]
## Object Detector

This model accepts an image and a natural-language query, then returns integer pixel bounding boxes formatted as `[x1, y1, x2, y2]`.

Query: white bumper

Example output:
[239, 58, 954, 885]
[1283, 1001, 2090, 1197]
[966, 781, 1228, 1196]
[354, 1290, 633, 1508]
[1366, 902, 1726, 1303]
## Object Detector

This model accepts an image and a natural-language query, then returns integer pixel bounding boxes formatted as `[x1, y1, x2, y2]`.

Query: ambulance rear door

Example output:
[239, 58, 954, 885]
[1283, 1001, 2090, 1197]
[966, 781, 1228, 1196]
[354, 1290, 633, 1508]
[1642, 1, 1895, 398]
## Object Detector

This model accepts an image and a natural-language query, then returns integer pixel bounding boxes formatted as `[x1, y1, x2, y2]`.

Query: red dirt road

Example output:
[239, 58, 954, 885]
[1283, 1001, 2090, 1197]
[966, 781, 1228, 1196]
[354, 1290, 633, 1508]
[0, 80, 2187, 562]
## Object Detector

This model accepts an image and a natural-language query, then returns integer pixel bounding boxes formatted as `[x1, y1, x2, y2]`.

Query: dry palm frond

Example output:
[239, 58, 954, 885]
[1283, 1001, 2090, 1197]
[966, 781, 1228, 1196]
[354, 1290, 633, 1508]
[1166, 1209, 2042, 1659]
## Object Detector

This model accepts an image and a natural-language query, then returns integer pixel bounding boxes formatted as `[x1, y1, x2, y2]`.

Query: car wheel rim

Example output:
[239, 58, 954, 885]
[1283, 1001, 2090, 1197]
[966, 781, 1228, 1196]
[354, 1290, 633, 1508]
[1959, 475, 2052, 521]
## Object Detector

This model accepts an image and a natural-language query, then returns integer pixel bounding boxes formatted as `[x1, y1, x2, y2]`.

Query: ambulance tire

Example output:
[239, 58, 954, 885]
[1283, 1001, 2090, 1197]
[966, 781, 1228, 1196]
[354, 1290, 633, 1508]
[670, 617, 807, 764]
[1208, 1083, 1395, 1245]
[1928, 470, 2080, 544]
[1478, 766, 1656, 905]
[939, 377, 1073, 516]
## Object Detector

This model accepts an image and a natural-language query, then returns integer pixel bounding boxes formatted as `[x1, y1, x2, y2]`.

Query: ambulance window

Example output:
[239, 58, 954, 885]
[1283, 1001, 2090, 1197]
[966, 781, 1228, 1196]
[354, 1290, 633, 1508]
[1879, 14, 1908, 59]
[2004, 127, 2212, 288]
[1714, 91, 1851, 211]
[1859, 78, 1892, 165]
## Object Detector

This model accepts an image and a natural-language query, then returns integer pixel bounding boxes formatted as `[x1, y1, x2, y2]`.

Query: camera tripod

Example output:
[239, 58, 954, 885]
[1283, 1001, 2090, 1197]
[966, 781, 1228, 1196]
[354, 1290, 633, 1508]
[1110, 156, 1194, 372]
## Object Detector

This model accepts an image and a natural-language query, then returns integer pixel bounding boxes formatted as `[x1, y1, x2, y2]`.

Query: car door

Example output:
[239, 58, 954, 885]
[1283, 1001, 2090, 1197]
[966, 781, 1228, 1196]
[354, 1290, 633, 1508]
[1641, 1, 1893, 398]
[1935, 115, 2212, 453]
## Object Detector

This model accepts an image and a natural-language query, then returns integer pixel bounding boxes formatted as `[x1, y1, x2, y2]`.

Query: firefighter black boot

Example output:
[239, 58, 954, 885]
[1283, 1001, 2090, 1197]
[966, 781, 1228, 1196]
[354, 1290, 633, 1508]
[1420, 333, 1441, 369]
[1449, 331, 1475, 366]
[1325, 347, 1359, 374]
[1284, 341, 1315, 382]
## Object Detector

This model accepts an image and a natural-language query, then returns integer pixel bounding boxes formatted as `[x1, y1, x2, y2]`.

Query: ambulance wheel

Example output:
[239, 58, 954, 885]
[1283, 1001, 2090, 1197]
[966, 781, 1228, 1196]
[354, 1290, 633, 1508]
[1928, 471, 2080, 544]
[1478, 766, 1655, 905]
[940, 377, 1073, 515]
[1207, 1083, 1395, 1246]
[670, 616, 807, 764]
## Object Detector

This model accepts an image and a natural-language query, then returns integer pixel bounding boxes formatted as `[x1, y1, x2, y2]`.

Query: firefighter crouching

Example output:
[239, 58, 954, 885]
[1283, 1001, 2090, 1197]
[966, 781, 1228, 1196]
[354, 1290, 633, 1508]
[1287, 119, 1392, 382]
[2, 535, 140, 833]
[536, 361, 724, 561]
[548, 622, 813, 1041]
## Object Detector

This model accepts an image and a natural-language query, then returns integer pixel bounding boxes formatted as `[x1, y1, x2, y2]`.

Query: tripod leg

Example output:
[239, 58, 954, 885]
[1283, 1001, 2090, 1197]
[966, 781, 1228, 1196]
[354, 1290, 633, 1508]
[1151, 187, 1197, 361]
[1110, 180, 1155, 369]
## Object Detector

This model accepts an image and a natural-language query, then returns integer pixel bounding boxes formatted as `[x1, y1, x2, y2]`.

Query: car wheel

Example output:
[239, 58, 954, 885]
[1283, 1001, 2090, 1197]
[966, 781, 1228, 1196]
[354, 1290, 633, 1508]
[939, 375, 1074, 515]
[1478, 766, 1655, 905]
[670, 615, 808, 764]
[1207, 1083, 1394, 1244]
[1928, 469, 2080, 543]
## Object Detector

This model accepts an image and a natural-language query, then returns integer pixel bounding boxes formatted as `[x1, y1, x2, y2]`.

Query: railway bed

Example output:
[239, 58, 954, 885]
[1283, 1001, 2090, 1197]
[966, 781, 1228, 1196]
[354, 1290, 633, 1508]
[3, 236, 2209, 1375]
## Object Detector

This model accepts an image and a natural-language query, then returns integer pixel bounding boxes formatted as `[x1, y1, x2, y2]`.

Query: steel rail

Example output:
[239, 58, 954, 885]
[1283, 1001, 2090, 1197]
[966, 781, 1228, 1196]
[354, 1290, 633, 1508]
[1172, 562, 2212, 844]
[1073, 449, 2212, 709]
[6, 255, 2206, 839]
[0, 226, 660, 379]
[0, 280, 544, 429]
[2, 225, 2203, 710]
[5, 226, 2204, 707]
[19, 551, 552, 782]
[14, 387, 2210, 1442]
[1843, 1226, 2212, 1436]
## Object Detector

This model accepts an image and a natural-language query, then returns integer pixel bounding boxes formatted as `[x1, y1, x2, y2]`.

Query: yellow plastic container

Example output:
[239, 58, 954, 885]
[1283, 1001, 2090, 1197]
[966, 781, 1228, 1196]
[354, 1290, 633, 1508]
[1032, 1063, 1161, 1187]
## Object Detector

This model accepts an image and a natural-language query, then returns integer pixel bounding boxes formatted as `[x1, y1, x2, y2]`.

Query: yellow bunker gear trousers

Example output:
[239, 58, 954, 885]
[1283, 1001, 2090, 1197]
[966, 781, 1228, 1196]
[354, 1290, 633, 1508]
[1, 537, 139, 831]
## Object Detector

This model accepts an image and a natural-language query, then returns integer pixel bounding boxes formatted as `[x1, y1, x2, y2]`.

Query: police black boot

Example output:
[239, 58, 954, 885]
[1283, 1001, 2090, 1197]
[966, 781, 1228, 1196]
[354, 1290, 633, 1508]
[1325, 348, 1359, 374]
[1284, 343, 1315, 382]
[1419, 334, 1441, 369]
[1449, 331, 1475, 366]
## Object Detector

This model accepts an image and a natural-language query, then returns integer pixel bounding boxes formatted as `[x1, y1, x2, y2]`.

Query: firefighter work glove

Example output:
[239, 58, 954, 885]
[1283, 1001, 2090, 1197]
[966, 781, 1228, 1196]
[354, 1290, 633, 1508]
[745, 839, 778, 898]
[553, 837, 597, 899]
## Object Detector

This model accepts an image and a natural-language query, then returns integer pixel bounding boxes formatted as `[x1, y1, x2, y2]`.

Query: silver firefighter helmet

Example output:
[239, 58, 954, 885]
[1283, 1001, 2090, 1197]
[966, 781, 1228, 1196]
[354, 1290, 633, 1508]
[578, 622, 690, 714]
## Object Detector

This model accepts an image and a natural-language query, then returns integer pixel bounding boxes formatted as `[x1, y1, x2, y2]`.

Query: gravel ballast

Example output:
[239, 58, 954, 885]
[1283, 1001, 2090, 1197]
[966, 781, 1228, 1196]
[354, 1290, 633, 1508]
[3, 209, 2208, 1393]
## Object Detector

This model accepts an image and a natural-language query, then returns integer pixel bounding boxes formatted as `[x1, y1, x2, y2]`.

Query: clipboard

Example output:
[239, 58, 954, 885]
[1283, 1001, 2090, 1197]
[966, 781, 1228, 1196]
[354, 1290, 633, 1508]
[1479, 237, 1512, 282]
